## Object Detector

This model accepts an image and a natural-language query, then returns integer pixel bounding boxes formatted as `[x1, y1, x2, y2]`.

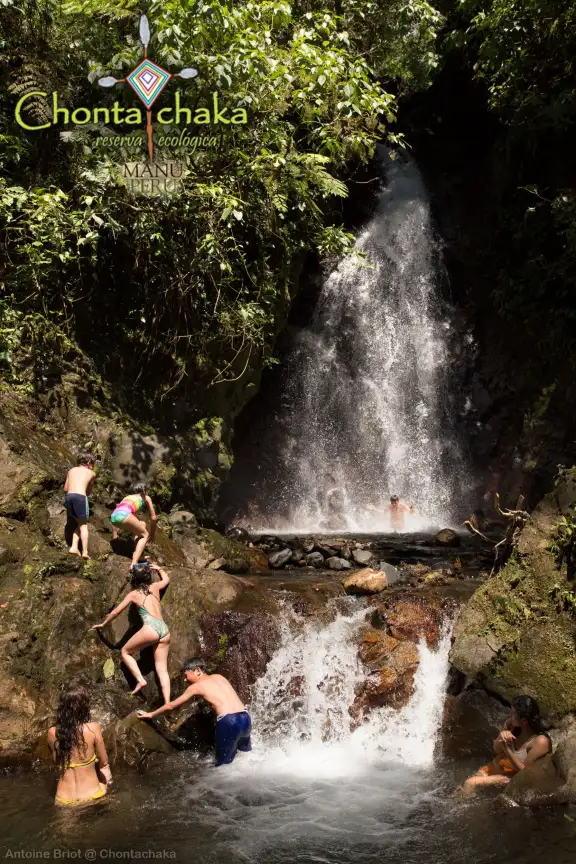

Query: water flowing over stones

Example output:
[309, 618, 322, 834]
[233, 148, 470, 533]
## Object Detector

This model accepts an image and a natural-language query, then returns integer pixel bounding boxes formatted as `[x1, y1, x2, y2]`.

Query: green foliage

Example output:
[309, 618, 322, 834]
[455, 0, 576, 131]
[0, 0, 442, 418]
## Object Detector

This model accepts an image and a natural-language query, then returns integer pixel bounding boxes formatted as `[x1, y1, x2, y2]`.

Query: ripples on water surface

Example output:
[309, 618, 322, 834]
[2, 605, 576, 863]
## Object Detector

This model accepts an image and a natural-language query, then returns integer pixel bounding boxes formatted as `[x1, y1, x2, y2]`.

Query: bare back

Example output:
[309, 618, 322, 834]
[65, 466, 95, 495]
[47, 722, 103, 801]
[192, 674, 245, 716]
[130, 585, 164, 619]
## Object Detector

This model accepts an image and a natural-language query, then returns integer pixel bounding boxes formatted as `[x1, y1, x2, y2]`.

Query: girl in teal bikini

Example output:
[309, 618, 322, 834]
[89, 562, 171, 701]
[110, 484, 158, 569]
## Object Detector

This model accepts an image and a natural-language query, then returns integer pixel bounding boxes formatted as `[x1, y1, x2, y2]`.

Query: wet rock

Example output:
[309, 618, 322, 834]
[315, 545, 335, 558]
[357, 628, 400, 668]
[103, 713, 173, 770]
[269, 548, 292, 569]
[341, 546, 352, 561]
[433, 529, 460, 547]
[291, 548, 305, 564]
[351, 662, 417, 722]
[440, 687, 509, 759]
[378, 562, 402, 585]
[343, 567, 387, 595]
[225, 526, 251, 544]
[258, 535, 283, 548]
[306, 551, 325, 568]
[352, 549, 374, 566]
[199, 611, 280, 703]
[326, 556, 352, 571]
[371, 597, 441, 649]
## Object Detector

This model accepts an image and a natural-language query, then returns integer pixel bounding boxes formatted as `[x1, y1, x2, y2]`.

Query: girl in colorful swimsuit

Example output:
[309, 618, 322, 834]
[89, 562, 171, 701]
[110, 484, 158, 568]
[460, 695, 551, 796]
[47, 681, 112, 808]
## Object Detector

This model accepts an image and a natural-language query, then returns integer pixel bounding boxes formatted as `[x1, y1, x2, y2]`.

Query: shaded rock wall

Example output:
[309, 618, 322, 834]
[450, 469, 576, 722]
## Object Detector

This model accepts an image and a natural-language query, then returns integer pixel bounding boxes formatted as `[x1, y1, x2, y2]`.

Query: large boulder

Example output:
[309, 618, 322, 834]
[440, 687, 510, 760]
[450, 473, 576, 722]
[103, 713, 173, 770]
[343, 568, 387, 595]
[198, 611, 281, 703]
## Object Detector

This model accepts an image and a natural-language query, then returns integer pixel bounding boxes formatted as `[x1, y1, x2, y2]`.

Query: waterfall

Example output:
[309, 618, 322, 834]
[246, 601, 452, 778]
[241, 147, 468, 533]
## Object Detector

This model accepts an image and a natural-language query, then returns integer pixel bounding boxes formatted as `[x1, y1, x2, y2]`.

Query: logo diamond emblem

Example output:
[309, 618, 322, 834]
[126, 59, 171, 109]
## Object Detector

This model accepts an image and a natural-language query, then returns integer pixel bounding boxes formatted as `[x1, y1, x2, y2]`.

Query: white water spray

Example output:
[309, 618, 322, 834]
[245, 601, 452, 779]
[242, 148, 468, 533]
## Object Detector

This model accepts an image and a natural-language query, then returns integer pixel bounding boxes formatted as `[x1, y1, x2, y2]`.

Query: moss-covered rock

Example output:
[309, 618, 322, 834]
[450, 470, 576, 722]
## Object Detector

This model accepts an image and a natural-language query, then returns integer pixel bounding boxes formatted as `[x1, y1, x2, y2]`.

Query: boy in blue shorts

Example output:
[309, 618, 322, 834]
[137, 658, 252, 766]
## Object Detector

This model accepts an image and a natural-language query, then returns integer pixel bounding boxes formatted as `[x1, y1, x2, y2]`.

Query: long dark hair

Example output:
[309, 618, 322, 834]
[130, 561, 153, 595]
[54, 681, 91, 774]
[512, 695, 545, 733]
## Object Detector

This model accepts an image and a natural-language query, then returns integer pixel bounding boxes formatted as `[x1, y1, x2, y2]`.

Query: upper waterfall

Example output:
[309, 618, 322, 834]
[234, 147, 470, 533]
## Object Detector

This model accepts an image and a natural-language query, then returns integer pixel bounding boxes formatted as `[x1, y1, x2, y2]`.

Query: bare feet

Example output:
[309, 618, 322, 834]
[81, 554, 91, 560]
[68, 549, 82, 557]
[130, 679, 148, 696]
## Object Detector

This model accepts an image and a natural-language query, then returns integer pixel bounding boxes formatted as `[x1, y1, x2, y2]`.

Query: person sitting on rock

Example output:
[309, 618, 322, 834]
[89, 561, 171, 701]
[64, 452, 97, 559]
[136, 658, 252, 767]
[460, 695, 551, 796]
[47, 680, 112, 808]
[110, 484, 158, 569]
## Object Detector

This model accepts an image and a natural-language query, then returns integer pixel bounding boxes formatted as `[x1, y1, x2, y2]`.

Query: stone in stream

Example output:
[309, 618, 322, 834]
[343, 567, 387, 594]
[432, 528, 460, 547]
[291, 548, 305, 564]
[352, 549, 374, 566]
[377, 562, 402, 585]
[314, 544, 336, 558]
[326, 556, 352, 571]
[225, 526, 251, 544]
[268, 548, 292, 569]
[306, 551, 325, 568]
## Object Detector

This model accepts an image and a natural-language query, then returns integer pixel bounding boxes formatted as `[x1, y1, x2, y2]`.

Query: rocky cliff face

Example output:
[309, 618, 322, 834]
[450, 469, 576, 723]
[0, 389, 275, 768]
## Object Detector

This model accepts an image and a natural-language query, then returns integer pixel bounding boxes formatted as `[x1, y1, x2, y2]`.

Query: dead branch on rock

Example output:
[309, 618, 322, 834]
[463, 495, 530, 576]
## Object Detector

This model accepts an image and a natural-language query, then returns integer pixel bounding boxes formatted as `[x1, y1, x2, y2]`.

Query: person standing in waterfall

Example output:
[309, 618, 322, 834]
[460, 695, 551, 796]
[136, 659, 252, 767]
[110, 484, 158, 569]
[89, 561, 171, 701]
[367, 495, 414, 530]
[64, 452, 97, 559]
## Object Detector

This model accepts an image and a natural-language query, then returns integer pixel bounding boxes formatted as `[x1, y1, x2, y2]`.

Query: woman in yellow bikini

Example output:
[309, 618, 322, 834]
[47, 681, 112, 808]
[460, 695, 551, 796]
[110, 484, 158, 569]
[89, 561, 171, 701]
